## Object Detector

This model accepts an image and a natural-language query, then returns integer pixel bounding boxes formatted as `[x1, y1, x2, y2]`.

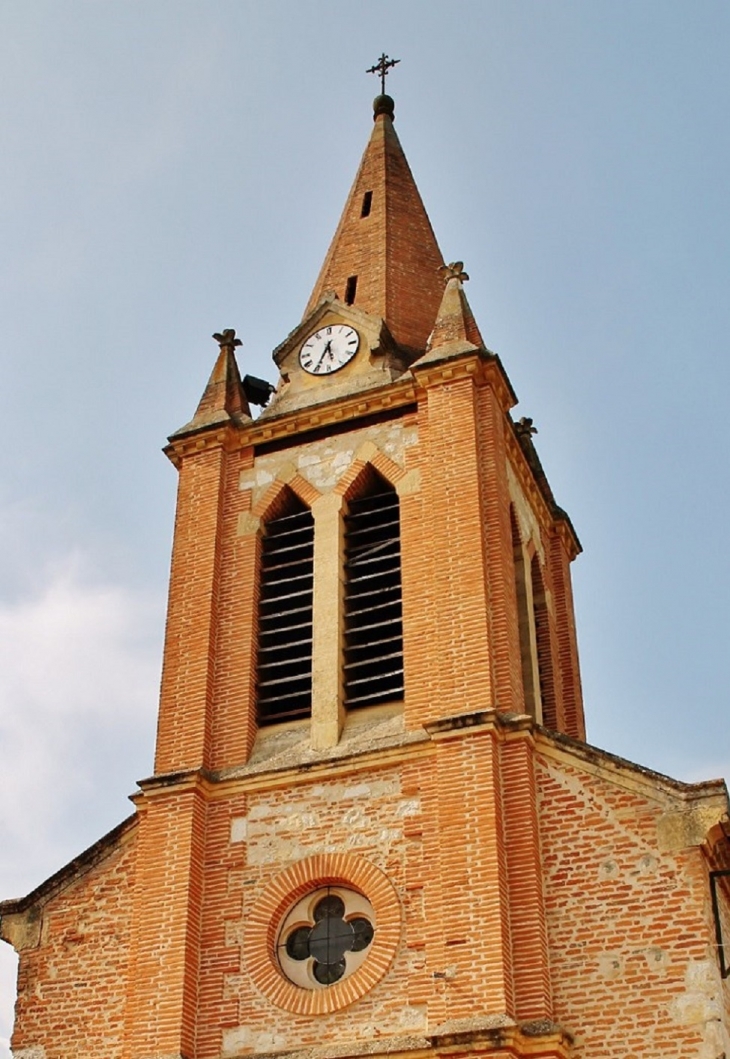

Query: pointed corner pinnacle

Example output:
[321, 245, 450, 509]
[425, 263, 486, 356]
[174, 330, 251, 436]
[199, 330, 250, 419]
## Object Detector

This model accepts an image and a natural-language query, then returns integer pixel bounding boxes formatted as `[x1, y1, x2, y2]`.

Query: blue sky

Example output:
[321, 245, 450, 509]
[1, 2, 729, 1048]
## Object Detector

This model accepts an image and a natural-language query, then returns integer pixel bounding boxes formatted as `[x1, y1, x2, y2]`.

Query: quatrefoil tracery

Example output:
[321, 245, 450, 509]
[277, 887, 375, 988]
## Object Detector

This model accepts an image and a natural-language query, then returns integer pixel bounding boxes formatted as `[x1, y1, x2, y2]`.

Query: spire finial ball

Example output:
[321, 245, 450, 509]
[373, 94, 395, 121]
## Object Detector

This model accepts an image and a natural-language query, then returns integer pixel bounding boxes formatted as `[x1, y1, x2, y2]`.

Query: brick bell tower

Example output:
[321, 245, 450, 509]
[2, 80, 729, 1059]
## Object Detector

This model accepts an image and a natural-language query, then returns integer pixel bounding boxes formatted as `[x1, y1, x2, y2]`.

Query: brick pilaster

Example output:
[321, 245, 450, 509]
[477, 385, 525, 715]
[155, 445, 227, 775]
[501, 732, 552, 1020]
[536, 553, 567, 732]
[125, 786, 207, 1058]
[209, 446, 259, 770]
[548, 530, 585, 741]
[425, 729, 514, 1020]
[408, 376, 494, 727]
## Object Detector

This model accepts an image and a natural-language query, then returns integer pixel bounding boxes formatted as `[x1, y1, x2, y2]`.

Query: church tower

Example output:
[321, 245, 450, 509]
[2, 81, 729, 1059]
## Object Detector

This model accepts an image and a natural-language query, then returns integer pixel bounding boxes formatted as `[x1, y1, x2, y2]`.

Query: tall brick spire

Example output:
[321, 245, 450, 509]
[304, 95, 445, 356]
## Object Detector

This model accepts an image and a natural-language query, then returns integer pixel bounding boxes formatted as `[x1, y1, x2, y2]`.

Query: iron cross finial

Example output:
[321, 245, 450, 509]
[367, 52, 400, 94]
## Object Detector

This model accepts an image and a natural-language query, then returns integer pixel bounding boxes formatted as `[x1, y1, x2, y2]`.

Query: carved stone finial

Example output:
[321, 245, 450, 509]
[438, 261, 470, 284]
[212, 328, 242, 351]
[515, 417, 538, 438]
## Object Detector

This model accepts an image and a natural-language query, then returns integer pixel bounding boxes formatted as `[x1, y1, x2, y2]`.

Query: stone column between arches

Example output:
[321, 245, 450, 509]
[311, 491, 346, 749]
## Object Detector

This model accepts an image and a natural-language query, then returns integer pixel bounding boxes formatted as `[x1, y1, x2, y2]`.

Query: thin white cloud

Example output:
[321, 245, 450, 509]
[0, 552, 162, 1055]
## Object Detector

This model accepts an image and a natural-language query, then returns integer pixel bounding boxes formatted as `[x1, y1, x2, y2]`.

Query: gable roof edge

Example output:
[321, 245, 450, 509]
[536, 726, 729, 811]
[0, 813, 137, 922]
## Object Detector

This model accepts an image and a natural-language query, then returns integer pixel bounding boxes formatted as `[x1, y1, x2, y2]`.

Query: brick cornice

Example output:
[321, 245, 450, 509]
[164, 380, 419, 467]
[163, 422, 243, 468]
[164, 350, 522, 469]
[411, 350, 517, 412]
[132, 735, 432, 802]
[504, 419, 581, 558]
[212, 734, 433, 798]
[134, 766, 211, 797]
[553, 515, 581, 560]
[214, 1020, 573, 1059]
[131, 713, 542, 804]
[425, 708, 534, 741]
[504, 427, 561, 540]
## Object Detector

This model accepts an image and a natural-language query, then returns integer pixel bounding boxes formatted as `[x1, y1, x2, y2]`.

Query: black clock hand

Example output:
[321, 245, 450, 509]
[314, 340, 333, 371]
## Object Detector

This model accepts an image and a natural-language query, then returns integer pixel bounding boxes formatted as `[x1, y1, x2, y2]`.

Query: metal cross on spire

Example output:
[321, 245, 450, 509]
[366, 52, 400, 94]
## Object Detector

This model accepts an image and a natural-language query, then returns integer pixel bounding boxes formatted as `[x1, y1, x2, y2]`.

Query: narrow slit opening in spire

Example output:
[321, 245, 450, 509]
[345, 276, 358, 305]
[361, 191, 373, 218]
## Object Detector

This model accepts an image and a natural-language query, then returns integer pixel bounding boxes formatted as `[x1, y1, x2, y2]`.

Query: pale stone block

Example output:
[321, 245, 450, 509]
[0, 910, 41, 950]
[230, 817, 247, 843]
[669, 960, 724, 1042]
[397, 1004, 428, 1031]
[657, 802, 727, 851]
[396, 468, 421, 496]
[276, 461, 298, 484]
[597, 858, 619, 881]
[396, 797, 421, 817]
[597, 952, 624, 979]
[222, 1026, 253, 1056]
[641, 946, 667, 970]
[341, 806, 370, 827]
[332, 449, 352, 470]
[246, 837, 308, 866]
[355, 439, 380, 463]
[237, 512, 261, 537]
[636, 852, 659, 875]
[248, 804, 274, 820]
[342, 778, 400, 799]
[670, 988, 721, 1026]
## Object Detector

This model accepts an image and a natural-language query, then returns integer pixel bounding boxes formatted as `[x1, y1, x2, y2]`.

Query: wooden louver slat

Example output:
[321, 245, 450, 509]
[256, 504, 314, 725]
[344, 484, 404, 709]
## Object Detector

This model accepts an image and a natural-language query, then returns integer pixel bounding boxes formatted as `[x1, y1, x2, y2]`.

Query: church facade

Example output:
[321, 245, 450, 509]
[2, 89, 729, 1059]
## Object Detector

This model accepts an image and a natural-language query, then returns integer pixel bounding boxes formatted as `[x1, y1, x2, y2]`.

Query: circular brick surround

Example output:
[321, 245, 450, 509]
[243, 853, 402, 1014]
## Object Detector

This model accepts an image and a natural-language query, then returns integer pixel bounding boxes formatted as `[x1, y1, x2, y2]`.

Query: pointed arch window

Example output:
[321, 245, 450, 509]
[256, 492, 314, 725]
[531, 554, 556, 729]
[511, 506, 540, 721]
[343, 471, 404, 709]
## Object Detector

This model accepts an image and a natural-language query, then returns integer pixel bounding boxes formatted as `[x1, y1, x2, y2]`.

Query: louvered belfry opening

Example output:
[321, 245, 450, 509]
[256, 492, 314, 726]
[344, 471, 404, 710]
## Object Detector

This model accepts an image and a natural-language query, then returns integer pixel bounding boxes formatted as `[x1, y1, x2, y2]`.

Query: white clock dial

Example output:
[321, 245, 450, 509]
[299, 325, 360, 375]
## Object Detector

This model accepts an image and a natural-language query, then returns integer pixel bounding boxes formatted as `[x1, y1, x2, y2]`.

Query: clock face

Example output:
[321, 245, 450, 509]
[299, 324, 359, 375]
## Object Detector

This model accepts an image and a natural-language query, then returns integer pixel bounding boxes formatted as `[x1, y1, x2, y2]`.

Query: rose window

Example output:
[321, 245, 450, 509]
[277, 886, 375, 989]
